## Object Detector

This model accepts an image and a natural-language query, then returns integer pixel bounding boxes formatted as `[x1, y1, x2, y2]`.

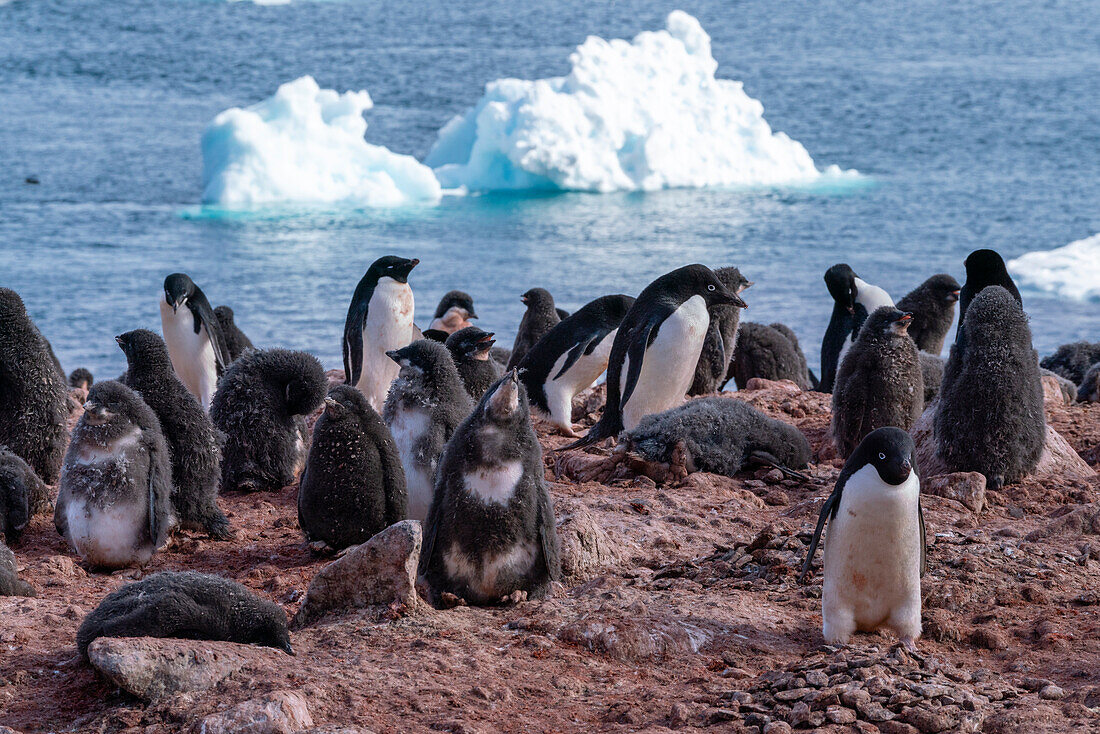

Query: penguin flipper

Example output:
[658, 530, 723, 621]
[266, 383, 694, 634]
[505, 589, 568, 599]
[190, 298, 232, 373]
[798, 490, 838, 584]
[552, 327, 612, 381]
[619, 311, 668, 409]
[537, 484, 561, 582]
[918, 498, 927, 577]
[342, 299, 368, 386]
[748, 450, 809, 482]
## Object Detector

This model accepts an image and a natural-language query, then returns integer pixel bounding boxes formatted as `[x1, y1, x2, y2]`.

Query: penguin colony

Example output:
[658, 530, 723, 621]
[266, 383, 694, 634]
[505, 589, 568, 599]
[0, 246, 1093, 658]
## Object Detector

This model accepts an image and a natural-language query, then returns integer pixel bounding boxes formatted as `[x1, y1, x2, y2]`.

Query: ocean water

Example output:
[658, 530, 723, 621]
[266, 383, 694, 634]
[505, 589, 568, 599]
[1, 0, 1097, 380]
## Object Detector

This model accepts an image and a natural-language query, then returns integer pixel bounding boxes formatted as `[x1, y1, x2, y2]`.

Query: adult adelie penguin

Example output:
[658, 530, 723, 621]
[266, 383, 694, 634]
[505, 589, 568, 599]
[564, 266, 745, 449]
[518, 294, 634, 437]
[214, 305, 254, 361]
[445, 327, 503, 400]
[957, 249, 1021, 336]
[689, 267, 752, 396]
[896, 274, 960, 354]
[342, 256, 419, 412]
[160, 273, 231, 411]
[506, 288, 562, 370]
[429, 290, 478, 335]
[819, 264, 893, 393]
[800, 427, 925, 647]
[419, 371, 560, 606]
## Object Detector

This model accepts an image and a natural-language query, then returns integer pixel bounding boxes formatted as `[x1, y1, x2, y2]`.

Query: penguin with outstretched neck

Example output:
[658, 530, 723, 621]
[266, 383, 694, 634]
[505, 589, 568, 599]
[819, 264, 893, 393]
[956, 249, 1021, 337]
[160, 273, 231, 411]
[445, 327, 503, 400]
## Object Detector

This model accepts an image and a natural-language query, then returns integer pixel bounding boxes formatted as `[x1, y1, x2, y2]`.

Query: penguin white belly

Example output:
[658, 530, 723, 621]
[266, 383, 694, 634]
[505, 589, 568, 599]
[823, 466, 922, 643]
[388, 405, 434, 522]
[66, 499, 152, 568]
[444, 540, 536, 600]
[854, 278, 894, 312]
[356, 278, 415, 411]
[620, 297, 708, 431]
[160, 300, 218, 410]
[543, 330, 616, 431]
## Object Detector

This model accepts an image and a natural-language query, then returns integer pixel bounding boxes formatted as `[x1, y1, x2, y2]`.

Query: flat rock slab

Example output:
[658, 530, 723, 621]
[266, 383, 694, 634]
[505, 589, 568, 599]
[556, 501, 621, 580]
[86, 636, 286, 702]
[196, 690, 313, 734]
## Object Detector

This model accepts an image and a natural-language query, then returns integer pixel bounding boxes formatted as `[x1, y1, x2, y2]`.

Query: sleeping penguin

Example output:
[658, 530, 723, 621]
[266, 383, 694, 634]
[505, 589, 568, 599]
[54, 381, 176, 570]
[819, 264, 894, 393]
[563, 265, 745, 449]
[506, 288, 562, 370]
[419, 371, 560, 606]
[160, 273, 232, 411]
[342, 255, 420, 412]
[800, 427, 925, 648]
[445, 327, 504, 400]
[518, 294, 634, 437]
[429, 290, 479, 335]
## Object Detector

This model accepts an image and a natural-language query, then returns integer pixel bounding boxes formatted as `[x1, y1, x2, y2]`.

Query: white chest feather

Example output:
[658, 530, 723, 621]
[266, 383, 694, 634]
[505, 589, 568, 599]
[73, 427, 143, 465]
[356, 277, 415, 411]
[160, 299, 218, 410]
[444, 540, 537, 599]
[387, 405, 433, 522]
[463, 460, 524, 505]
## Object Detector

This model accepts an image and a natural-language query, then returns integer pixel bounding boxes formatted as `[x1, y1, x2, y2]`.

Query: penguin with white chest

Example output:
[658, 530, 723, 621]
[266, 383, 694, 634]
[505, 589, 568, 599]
[800, 427, 925, 647]
[518, 294, 634, 437]
[819, 264, 894, 393]
[343, 256, 420, 412]
[564, 266, 745, 449]
[160, 273, 231, 411]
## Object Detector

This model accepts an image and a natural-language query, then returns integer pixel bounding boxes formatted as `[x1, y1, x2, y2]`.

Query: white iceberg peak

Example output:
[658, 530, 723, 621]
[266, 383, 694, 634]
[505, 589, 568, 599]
[1008, 234, 1100, 302]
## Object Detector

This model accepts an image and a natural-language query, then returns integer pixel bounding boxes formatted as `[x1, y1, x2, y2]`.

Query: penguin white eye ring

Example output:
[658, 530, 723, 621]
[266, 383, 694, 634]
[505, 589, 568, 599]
[879, 452, 886, 460]
[707, 284, 716, 291]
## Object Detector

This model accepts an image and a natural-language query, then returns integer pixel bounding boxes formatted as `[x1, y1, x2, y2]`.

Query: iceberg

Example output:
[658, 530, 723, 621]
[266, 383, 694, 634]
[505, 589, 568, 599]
[426, 11, 852, 193]
[1007, 234, 1100, 302]
[201, 76, 441, 208]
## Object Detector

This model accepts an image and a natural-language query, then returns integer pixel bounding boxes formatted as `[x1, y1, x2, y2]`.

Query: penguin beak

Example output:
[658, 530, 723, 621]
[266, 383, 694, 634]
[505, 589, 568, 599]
[948, 290, 960, 302]
[323, 397, 339, 413]
[465, 309, 478, 320]
[520, 295, 529, 304]
[488, 370, 521, 418]
[114, 335, 125, 348]
[740, 281, 755, 293]
[282, 642, 295, 656]
[846, 305, 855, 315]
[717, 288, 748, 309]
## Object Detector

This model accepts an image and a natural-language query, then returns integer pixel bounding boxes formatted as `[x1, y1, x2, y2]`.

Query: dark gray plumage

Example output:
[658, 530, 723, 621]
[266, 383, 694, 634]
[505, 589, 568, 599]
[211, 349, 327, 493]
[689, 267, 751, 396]
[622, 397, 811, 478]
[728, 322, 814, 390]
[919, 352, 945, 405]
[419, 372, 560, 606]
[1040, 341, 1100, 386]
[299, 385, 407, 549]
[77, 571, 292, 659]
[214, 305, 254, 362]
[506, 288, 561, 370]
[896, 273, 961, 355]
[831, 308, 924, 459]
[69, 368, 94, 391]
[445, 327, 503, 400]
[0, 445, 50, 544]
[0, 541, 34, 597]
[118, 329, 230, 539]
[0, 288, 70, 484]
[935, 286, 1044, 489]
[1040, 367, 1078, 403]
[1079, 363, 1100, 403]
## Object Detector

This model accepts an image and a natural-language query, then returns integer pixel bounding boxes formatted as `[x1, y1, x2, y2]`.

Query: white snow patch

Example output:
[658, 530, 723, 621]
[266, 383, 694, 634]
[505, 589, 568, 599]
[201, 76, 441, 208]
[1008, 233, 1100, 302]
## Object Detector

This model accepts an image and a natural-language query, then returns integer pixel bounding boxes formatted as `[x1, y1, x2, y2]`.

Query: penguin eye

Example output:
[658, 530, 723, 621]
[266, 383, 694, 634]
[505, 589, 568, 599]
[878, 452, 886, 460]
[707, 284, 715, 292]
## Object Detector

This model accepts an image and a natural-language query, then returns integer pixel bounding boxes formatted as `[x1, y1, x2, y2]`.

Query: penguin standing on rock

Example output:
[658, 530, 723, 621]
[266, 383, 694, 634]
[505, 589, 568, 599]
[342, 256, 419, 412]
[506, 288, 562, 370]
[117, 329, 230, 539]
[896, 274, 960, 355]
[819, 264, 894, 393]
[54, 381, 176, 570]
[211, 349, 327, 493]
[564, 265, 745, 449]
[160, 273, 231, 411]
[0, 446, 51, 543]
[429, 291, 478, 335]
[299, 385, 407, 550]
[0, 288, 71, 484]
[518, 294, 634, 437]
[445, 327, 504, 400]
[728, 322, 814, 390]
[419, 371, 560, 606]
[383, 340, 474, 522]
[831, 308, 924, 459]
[800, 427, 925, 647]
[214, 306, 254, 361]
[689, 267, 752, 396]
[956, 249, 1021, 336]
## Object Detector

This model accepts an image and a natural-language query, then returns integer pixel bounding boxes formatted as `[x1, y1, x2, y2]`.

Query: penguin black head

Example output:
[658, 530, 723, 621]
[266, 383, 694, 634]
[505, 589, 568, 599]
[964, 249, 1010, 281]
[520, 288, 554, 309]
[434, 290, 478, 320]
[249, 610, 294, 655]
[678, 264, 748, 309]
[386, 339, 455, 376]
[115, 328, 171, 367]
[81, 381, 146, 428]
[422, 329, 450, 343]
[864, 307, 913, 337]
[321, 384, 371, 421]
[164, 273, 197, 312]
[0, 288, 28, 320]
[480, 370, 528, 426]
[715, 266, 754, 295]
[824, 264, 858, 314]
[850, 426, 915, 486]
[446, 327, 495, 362]
[68, 368, 94, 391]
[366, 255, 419, 285]
[926, 273, 961, 303]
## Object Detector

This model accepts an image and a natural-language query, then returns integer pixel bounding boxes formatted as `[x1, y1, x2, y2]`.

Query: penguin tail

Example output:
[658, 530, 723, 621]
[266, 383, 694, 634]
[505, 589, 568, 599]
[557, 414, 620, 452]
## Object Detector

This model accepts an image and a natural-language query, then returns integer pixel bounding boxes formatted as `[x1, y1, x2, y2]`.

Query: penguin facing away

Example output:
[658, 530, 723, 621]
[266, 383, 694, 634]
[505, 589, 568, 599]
[213, 305, 254, 361]
[518, 294, 635, 437]
[506, 288, 562, 370]
[689, 267, 752, 396]
[800, 427, 925, 647]
[727, 322, 814, 391]
[69, 368, 94, 391]
[429, 290, 479, 335]
[419, 371, 561, 606]
[957, 249, 1021, 337]
[54, 381, 176, 570]
[160, 273, 232, 411]
[564, 265, 746, 450]
[819, 264, 894, 393]
[299, 385, 407, 550]
[342, 255, 420, 412]
[0, 445, 51, 544]
[895, 274, 961, 355]
[445, 327, 504, 401]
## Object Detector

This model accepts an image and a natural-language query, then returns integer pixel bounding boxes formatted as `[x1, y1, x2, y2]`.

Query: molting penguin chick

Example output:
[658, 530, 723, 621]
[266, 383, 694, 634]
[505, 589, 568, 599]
[1040, 341, 1100, 385]
[1078, 363, 1100, 403]
[819, 264, 894, 393]
[896, 274, 961, 355]
[935, 286, 1044, 489]
[383, 340, 474, 523]
[342, 255, 419, 412]
[429, 290, 478, 335]
[564, 265, 746, 449]
[0, 288, 70, 484]
[211, 348, 327, 493]
[69, 368, 94, 391]
[518, 294, 635, 437]
[0, 446, 51, 544]
[299, 385, 407, 550]
[445, 327, 503, 400]
[118, 329, 230, 540]
[1, 541, 34, 597]
[831, 308, 924, 459]
[957, 249, 1021, 337]
[54, 381, 176, 570]
[77, 571, 292, 659]
[419, 371, 560, 606]
[728, 322, 814, 390]
[160, 273, 232, 411]
[213, 305, 254, 362]
[800, 427, 924, 647]
[689, 267, 752, 396]
[506, 288, 562, 370]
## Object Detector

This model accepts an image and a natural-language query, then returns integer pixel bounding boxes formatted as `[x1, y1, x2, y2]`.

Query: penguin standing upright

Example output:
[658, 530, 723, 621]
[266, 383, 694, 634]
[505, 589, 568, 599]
[214, 305, 254, 361]
[689, 267, 751, 396]
[895, 274, 960, 355]
[957, 249, 1021, 336]
[342, 256, 419, 412]
[800, 427, 925, 647]
[518, 294, 634, 437]
[506, 288, 562, 370]
[445, 327, 504, 400]
[564, 266, 745, 449]
[117, 329, 230, 539]
[160, 273, 232, 411]
[54, 381, 176, 569]
[429, 291, 478, 335]
[419, 372, 560, 606]
[819, 264, 894, 393]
